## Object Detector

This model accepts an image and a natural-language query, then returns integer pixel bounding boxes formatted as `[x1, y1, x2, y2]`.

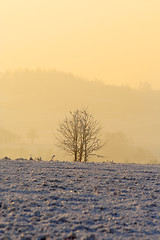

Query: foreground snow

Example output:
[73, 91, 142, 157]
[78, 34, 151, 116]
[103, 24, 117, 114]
[0, 159, 160, 240]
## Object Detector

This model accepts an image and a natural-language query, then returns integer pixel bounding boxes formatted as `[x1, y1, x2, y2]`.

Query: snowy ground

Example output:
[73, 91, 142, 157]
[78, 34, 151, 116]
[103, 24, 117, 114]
[0, 159, 160, 240]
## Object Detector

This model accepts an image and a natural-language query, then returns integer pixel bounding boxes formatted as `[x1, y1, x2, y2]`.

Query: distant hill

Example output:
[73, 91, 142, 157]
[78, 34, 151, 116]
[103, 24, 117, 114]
[0, 69, 160, 163]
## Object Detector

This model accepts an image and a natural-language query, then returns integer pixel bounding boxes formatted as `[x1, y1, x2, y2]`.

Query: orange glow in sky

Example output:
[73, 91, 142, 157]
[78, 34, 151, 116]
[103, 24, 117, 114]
[1, 0, 160, 89]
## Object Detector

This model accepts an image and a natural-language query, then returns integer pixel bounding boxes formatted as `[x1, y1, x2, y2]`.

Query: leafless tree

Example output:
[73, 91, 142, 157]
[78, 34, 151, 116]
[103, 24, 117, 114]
[56, 109, 104, 162]
[27, 129, 38, 144]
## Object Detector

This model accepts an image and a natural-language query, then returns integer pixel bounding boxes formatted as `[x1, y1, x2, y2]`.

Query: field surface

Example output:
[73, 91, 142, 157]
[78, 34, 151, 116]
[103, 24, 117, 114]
[0, 159, 160, 240]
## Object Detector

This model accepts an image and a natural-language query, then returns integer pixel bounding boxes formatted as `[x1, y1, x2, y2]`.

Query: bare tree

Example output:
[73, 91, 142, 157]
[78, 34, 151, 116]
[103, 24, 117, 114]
[27, 129, 38, 144]
[56, 109, 104, 162]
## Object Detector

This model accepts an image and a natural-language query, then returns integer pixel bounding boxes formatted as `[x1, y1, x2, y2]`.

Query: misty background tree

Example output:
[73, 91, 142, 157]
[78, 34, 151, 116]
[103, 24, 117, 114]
[56, 109, 104, 162]
[27, 129, 38, 144]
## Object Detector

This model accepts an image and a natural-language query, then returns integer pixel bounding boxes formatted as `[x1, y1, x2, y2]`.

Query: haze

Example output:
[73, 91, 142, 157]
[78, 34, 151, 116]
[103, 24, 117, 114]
[1, 0, 160, 89]
[0, 70, 160, 163]
[1, 1, 160, 163]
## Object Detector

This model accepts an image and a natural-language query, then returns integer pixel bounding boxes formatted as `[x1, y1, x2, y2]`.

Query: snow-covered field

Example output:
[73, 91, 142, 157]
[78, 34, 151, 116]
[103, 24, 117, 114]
[0, 159, 160, 240]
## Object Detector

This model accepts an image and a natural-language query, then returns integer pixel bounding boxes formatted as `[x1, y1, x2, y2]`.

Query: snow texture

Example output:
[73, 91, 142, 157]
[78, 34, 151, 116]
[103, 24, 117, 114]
[0, 159, 160, 240]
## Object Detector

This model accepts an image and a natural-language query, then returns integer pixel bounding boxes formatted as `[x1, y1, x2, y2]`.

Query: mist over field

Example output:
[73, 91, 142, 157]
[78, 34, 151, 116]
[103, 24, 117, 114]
[0, 69, 160, 164]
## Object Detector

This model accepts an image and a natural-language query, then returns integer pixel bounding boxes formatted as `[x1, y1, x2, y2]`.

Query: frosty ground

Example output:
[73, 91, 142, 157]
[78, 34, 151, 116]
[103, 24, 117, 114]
[0, 159, 160, 240]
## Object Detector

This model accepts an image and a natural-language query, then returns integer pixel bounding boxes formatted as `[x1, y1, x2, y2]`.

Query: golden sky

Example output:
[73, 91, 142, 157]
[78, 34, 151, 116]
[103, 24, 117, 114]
[1, 0, 160, 89]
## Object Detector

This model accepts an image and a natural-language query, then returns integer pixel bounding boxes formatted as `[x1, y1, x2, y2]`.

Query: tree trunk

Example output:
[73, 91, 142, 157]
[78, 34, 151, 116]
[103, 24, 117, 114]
[74, 151, 77, 161]
[84, 143, 87, 162]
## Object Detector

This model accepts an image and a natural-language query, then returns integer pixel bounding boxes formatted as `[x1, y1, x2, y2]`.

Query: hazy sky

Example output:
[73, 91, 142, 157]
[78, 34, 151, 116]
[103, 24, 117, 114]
[1, 0, 160, 89]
